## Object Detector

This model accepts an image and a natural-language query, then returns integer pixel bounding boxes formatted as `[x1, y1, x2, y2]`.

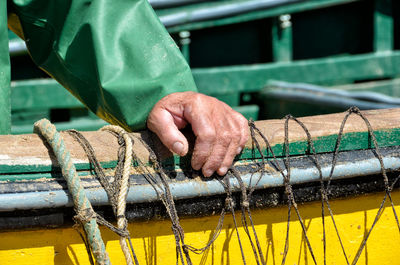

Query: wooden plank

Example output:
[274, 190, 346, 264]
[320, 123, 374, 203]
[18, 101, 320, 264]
[1, 108, 400, 175]
[0, 130, 154, 171]
[252, 108, 400, 146]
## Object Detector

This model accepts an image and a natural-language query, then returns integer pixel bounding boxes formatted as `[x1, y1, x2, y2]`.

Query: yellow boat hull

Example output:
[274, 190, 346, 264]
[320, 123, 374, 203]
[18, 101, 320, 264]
[1, 191, 399, 265]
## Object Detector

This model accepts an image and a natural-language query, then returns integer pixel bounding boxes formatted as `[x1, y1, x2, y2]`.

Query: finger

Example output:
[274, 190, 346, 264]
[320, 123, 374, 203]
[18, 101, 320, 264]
[191, 122, 217, 172]
[216, 122, 243, 175]
[235, 113, 250, 154]
[183, 104, 217, 171]
[202, 135, 231, 177]
[201, 124, 233, 176]
[214, 111, 245, 175]
[147, 108, 189, 156]
[215, 140, 238, 175]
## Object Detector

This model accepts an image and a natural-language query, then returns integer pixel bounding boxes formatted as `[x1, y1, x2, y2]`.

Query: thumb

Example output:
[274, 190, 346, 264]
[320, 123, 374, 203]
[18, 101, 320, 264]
[147, 108, 189, 156]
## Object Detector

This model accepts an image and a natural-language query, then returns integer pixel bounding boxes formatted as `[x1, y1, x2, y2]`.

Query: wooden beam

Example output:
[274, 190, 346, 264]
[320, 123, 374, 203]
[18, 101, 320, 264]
[1, 108, 400, 176]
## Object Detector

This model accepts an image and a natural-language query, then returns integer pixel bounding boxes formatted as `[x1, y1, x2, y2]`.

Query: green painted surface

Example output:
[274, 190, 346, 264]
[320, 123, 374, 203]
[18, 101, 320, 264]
[11, 117, 109, 134]
[213, 92, 240, 107]
[0, 160, 118, 176]
[233, 105, 259, 120]
[7, 0, 197, 131]
[241, 127, 400, 161]
[0, 1, 10, 134]
[14, 46, 400, 117]
[168, 127, 400, 169]
[374, 0, 393, 52]
[0, 170, 99, 182]
[272, 14, 293, 62]
[7, 0, 398, 133]
[2, 127, 400, 181]
[10, 105, 256, 135]
[11, 79, 81, 111]
[3, 0, 399, 181]
[194, 51, 400, 95]
[10, 48, 400, 132]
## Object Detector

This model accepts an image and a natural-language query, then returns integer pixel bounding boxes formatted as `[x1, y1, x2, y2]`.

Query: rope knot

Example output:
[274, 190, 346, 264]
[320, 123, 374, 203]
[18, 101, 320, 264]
[285, 185, 292, 195]
[182, 244, 189, 252]
[349, 106, 360, 113]
[73, 208, 97, 225]
[225, 197, 235, 209]
[241, 200, 250, 208]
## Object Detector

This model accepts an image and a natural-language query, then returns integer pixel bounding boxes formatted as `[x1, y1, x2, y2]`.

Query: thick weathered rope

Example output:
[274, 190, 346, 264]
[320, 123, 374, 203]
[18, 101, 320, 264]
[67, 128, 139, 265]
[101, 125, 135, 265]
[33, 119, 111, 265]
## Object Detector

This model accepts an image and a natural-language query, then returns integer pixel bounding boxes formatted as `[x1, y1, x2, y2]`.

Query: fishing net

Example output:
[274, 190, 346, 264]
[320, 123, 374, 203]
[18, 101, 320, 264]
[62, 106, 400, 265]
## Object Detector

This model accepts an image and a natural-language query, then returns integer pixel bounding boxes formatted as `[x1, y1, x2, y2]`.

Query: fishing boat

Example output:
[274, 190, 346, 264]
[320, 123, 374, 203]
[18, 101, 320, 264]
[2, 0, 400, 264]
[1, 108, 400, 265]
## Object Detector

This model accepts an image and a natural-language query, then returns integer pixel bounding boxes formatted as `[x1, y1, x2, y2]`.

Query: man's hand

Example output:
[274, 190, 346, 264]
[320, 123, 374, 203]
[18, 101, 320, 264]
[147, 92, 249, 177]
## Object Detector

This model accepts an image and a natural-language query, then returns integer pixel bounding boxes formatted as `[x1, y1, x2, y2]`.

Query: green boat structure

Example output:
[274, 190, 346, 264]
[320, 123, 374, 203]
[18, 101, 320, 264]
[1, 0, 400, 264]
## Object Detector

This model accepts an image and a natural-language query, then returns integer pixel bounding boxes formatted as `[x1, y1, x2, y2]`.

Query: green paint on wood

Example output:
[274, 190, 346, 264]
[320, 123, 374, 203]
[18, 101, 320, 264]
[272, 14, 293, 62]
[194, 51, 400, 95]
[11, 79, 82, 111]
[233, 105, 259, 120]
[0, 160, 118, 175]
[374, 0, 393, 52]
[0, 1, 11, 135]
[2, 127, 400, 181]
[11, 117, 108, 135]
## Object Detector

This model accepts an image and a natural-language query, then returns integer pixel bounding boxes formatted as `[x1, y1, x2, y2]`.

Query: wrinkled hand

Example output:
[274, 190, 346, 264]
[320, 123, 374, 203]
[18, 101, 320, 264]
[147, 92, 249, 177]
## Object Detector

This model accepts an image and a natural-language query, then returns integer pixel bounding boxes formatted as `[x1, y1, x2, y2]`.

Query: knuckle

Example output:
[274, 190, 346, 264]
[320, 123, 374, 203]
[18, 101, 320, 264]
[193, 149, 209, 159]
[232, 130, 241, 141]
[192, 93, 205, 105]
[199, 128, 216, 141]
[234, 113, 248, 126]
[219, 130, 232, 141]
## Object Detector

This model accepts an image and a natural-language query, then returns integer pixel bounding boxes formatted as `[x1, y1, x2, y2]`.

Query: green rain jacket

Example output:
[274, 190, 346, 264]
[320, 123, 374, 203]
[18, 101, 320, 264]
[0, 0, 197, 133]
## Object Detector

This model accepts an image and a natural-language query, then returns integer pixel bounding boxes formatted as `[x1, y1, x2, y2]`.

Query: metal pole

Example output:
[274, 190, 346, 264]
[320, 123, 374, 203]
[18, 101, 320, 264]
[0, 1, 11, 134]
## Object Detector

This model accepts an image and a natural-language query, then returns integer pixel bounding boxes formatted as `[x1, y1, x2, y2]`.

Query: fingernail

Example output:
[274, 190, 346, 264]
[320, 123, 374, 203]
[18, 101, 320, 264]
[236, 147, 242, 154]
[218, 167, 228, 175]
[172, 142, 184, 155]
[204, 169, 214, 177]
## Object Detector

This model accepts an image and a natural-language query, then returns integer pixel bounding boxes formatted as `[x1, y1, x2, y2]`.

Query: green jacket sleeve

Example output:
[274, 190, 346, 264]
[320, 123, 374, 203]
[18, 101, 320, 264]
[8, 0, 197, 131]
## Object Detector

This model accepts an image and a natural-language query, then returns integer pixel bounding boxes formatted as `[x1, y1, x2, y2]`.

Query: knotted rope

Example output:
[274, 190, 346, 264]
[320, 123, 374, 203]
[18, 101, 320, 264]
[67, 127, 139, 265]
[34, 106, 400, 265]
[34, 119, 111, 265]
[101, 125, 135, 265]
